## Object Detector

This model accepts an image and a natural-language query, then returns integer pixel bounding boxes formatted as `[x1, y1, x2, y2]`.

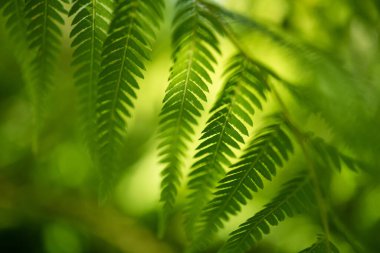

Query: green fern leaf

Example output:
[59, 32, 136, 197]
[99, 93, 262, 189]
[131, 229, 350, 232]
[25, 0, 68, 106]
[185, 53, 270, 234]
[299, 235, 339, 253]
[191, 120, 293, 250]
[69, 0, 113, 151]
[1, 0, 39, 151]
[158, 0, 222, 219]
[96, 0, 164, 188]
[220, 173, 314, 253]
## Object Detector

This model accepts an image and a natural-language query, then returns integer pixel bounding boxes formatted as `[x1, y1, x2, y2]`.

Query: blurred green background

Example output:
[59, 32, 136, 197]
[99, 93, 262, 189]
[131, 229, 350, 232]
[1, 0, 380, 252]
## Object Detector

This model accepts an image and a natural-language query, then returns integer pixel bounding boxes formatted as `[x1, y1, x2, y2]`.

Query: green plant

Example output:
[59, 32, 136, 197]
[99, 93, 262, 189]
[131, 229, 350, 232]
[1, 0, 379, 253]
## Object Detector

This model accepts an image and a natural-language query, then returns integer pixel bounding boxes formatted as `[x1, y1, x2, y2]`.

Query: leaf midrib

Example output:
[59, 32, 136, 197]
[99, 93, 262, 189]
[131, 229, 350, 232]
[194, 58, 252, 233]
[108, 3, 137, 134]
[89, 0, 97, 119]
[162, 1, 206, 210]
[39, 0, 49, 82]
[190, 73, 242, 211]
[168, 3, 199, 157]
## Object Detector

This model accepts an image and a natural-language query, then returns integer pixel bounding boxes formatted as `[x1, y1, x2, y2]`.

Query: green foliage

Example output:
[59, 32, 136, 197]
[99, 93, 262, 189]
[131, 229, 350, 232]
[221, 174, 314, 253]
[185, 53, 270, 234]
[190, 119, 294, 250]
[0, 0, 378, 253]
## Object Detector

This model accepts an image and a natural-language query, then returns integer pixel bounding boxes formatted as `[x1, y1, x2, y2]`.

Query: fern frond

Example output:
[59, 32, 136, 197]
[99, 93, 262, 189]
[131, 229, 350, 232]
[299, 235, 339, 253]
[0, 0, 27, 48]
[220, 173, 314, 253]
[96, 0, 164, 188]
[190, 120, 293, 250]
[25, 0, 68, 105]
[185, 53, 270, 234]
[158, 0, 222, 219]
[309, 136, 362, 172]
[69, 0, 113, 151]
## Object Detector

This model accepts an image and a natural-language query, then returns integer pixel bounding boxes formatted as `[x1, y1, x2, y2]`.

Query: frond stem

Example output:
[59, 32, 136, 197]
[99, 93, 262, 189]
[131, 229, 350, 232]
[90, 0, 97, 119]
[108, 4, 135, 128]
[269, 83, 332, 253]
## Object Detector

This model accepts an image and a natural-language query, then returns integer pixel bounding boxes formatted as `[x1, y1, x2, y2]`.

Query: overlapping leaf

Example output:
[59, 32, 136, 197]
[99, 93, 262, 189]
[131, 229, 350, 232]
[309, 136, 363, 172]
[220, 174, 314, 253]
[25, 0, 68, 107]
[299, 235, 339, 253]
[96, 0, 164, 187]
[69, 0, 113, 149]
[190, 121, 293, 249]
[158, 0, 223, 218]
[185, 53, 270, 234]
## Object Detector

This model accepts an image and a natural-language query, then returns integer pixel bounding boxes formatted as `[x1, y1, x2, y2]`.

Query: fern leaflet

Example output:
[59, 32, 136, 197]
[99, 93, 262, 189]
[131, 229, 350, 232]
[220, 174, 314, 253]
[158, 0, 222, 219]
[0, 0, 27, 48]
[185, 53, 270, 235]
[191, 120, 293, 250]
[69, 0, 113, 151]
[299, 235, 339, 253]
[96, 0, 164, 188]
